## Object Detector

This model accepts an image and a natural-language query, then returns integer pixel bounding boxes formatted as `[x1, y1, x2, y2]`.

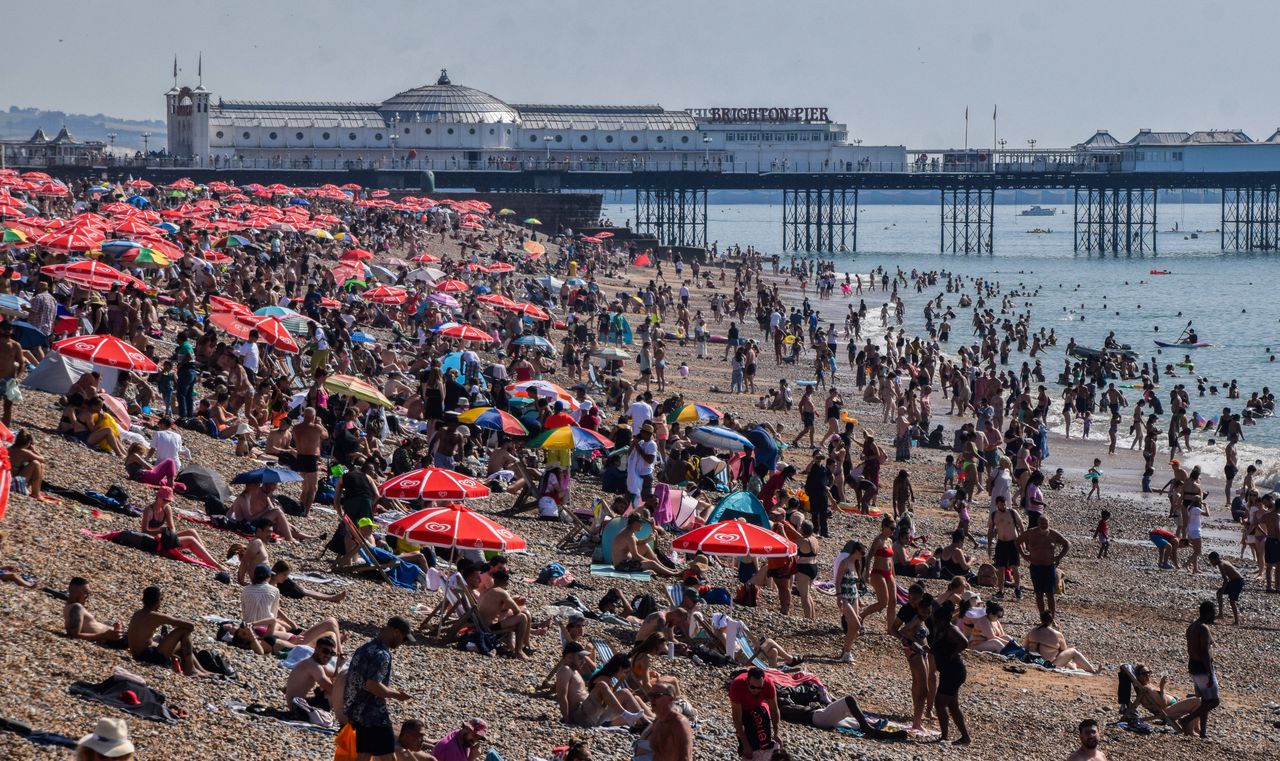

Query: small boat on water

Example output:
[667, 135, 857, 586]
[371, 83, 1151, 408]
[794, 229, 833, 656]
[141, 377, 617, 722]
[1150, 269, 1171, 275]
[1154, 340, 1213, 349]
[1069, 345, 1137, 361]
[1019, 205, 1057, 217]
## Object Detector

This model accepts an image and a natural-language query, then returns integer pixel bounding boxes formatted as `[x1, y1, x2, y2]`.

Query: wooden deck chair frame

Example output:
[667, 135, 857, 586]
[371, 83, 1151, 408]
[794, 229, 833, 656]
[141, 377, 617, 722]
[330, 514, 398, 586]
[437, 583, 492, 645]
[499, 458, 542, 517]
[556, 501, 595, 551]
[417, 572, 466, 638]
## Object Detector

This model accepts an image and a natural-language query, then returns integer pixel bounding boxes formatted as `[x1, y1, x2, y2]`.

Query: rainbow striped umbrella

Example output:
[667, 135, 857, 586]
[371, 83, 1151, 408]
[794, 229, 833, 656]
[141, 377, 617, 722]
[457, 406, 528, 436]
[527, 426, 615, 451]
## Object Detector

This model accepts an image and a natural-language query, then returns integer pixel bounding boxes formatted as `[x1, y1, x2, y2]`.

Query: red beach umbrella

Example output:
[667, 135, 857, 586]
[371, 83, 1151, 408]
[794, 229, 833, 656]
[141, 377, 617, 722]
[378, 468, 491, 500]
[364, 285, 408, 305]
[438, 324, 493, 342]
[671, 519, 795, 558]
[386, 504, 525, 552]
[53, 335, 158, 372]
[432, 279, 470, 293]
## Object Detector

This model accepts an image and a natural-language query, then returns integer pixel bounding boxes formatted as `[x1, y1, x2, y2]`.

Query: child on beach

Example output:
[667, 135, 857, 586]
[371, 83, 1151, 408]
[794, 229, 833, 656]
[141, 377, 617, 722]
[943, 455, 957, 489]
[1209, 552, 1244, 625]
[1094, 509, 1111, 559]
[1085, 459, 1103, 499]
[1107, 411, 1121, 454]
[1081, 411, 1093, 439]
[891, 469, 914, 519]
[155, 359, 176, 416]
[1048, 468, 1065, 490]
[951, 489, 979, 548]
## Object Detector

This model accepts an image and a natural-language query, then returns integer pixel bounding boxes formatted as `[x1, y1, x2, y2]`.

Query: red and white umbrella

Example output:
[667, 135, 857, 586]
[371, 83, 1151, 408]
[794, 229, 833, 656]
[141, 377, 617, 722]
[512, 302, 551, 320]
[340, 248, 375, 262]
[34, 227, 102, 252]
[42, 260, 147, 291]
[485, 262, 516, 274]
[506, 379, 579, 409]
[387, 504, 525, 552]
[476, 293, 519, 310]
[432, 279, 470, 293]
[438, 324, 493, 342]
[53, 334, 158, 372]
[364, 285, 408, 305]
[671, 519, 795, 558]
[246, 315, 300, 353]
[208, 294, 252, 314]
[379, 468, 491, 500]
[410, 253, 441, 263]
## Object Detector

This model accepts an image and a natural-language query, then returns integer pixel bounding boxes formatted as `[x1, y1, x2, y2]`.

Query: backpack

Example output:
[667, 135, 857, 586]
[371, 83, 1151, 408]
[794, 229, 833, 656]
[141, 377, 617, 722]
[631, 594, 658, 620]
[276, 494, 304, 517]
[733, 583, 758, 607]
[975, 563, 998, 587]
[195, 649, 236, 678]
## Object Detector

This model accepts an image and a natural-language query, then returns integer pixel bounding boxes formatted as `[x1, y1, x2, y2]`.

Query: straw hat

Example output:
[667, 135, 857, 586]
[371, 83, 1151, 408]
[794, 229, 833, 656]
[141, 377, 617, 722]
[77, 717, 134, 757]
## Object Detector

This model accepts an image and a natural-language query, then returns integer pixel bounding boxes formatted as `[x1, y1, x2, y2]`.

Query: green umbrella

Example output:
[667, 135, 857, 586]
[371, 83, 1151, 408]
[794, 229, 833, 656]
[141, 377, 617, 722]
[523, 218, 541, 225]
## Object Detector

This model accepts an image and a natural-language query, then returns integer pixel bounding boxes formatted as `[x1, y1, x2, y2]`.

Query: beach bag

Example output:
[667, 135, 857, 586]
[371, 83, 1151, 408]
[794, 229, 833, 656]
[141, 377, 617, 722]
[195, 649, 236, 678]
[703, 587, 732, 606]
[276, 494, 303, 517]
[999, 640, 1029, 660]
[975, 563, 998, 587]
[691, 644, 730, 667]
[334, 723, 358, 761]
[733, 583, 758, 607]
[631, 593, 658, 620]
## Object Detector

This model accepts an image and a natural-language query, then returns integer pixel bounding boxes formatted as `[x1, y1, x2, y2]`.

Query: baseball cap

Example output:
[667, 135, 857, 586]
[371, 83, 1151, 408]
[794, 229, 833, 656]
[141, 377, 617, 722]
[252, 563, 272, 582]
[357, 517, 376, 529]
[463, 718, 488, 737]
[387, 615, 417, 643]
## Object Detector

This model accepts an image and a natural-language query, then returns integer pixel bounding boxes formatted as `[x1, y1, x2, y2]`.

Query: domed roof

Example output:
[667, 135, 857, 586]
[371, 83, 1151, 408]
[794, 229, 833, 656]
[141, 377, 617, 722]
[380, 69, 519, 124]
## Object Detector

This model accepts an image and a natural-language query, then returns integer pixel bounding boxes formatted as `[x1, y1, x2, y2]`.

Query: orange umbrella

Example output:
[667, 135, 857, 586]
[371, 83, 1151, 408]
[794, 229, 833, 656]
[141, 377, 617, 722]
[523, 240, 546, 256]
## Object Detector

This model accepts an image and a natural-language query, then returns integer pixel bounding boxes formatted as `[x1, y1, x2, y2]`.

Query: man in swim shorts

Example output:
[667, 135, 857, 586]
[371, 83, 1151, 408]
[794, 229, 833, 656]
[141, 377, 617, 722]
[290, 406, 328, 516]
[1149, 527, 1181, 569]
[987, 495, 1025, 600]
[1016, 514, 1070, 618]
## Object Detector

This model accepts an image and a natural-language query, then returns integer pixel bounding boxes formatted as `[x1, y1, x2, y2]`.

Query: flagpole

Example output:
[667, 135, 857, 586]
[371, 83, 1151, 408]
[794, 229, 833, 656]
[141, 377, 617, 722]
[964, 106, 969, 151]
[993, 104, 998, 168]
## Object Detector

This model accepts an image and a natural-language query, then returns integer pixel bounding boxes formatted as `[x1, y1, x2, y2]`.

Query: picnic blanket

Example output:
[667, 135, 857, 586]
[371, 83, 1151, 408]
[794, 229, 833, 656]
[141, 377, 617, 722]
[588, 563, 651, 581]
[68, 673, 178, 724]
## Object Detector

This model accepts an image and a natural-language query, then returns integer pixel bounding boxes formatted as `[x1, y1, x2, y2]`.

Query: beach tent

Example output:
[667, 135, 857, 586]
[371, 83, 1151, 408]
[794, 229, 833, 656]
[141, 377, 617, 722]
[22, 352, 118, 394]
[706, 491, 769, 528]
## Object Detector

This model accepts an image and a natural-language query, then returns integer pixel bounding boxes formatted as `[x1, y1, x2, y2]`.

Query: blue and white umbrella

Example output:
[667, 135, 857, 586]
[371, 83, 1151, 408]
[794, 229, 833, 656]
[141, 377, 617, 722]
[688, 425, 754, 452]
[512, 335, 554, 350]
[0, 294, 30, 318]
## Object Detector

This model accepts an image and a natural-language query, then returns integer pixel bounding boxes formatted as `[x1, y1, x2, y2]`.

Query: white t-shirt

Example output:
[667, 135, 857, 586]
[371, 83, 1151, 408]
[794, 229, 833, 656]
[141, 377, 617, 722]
[627, 439, 657, 479]
[627, 401, 653, 435]
[150, 429, 188, 470]
[241, 583, 280, 625]
[989, 470, 1012, 512]
[234, 341, 260, 373]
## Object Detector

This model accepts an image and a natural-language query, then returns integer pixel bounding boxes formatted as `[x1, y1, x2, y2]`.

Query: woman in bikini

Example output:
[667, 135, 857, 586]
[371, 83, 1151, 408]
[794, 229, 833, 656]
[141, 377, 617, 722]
[9, 430, 54, 503]
[778, 520, 819, 620]
[139, 486, 228, 572]
[1022, 610, 1099, 672]
[835, 541, 866, 663]
[860, 515, 898, 633]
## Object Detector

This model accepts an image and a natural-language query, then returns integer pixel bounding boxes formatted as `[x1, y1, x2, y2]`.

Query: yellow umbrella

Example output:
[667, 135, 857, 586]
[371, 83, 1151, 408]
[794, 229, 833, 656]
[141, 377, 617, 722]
[523, 240, 546, 256]
[308, 228, 335, 240]
[498, 208, 516, 216]
[323, 373, 393, 407]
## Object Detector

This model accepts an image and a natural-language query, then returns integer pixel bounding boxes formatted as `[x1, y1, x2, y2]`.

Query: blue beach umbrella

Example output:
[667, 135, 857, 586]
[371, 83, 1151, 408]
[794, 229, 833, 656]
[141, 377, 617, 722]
[688, 425, 753, 452]
[10, 321, 48, 350]
[231, 465, 303, 485]
[512, 335, 553, 350]
[100, 239, 143, 255]
[350, 330, 378, 344]
[125, 195, 150, 208]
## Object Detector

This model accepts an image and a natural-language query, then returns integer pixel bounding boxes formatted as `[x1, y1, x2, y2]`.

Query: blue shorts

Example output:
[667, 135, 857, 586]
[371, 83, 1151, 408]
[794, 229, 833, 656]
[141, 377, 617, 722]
[1149, 532, 1171, 549]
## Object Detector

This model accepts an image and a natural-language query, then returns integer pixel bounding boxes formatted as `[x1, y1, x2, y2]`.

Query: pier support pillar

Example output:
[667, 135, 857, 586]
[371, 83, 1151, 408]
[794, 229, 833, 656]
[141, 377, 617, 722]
[634, 188, 707, 247]
[939, 188, 993, 254]
[1221, 186, 1280, 252]
[781, 188, 858, 252]
[1073, 187, 1157, 255]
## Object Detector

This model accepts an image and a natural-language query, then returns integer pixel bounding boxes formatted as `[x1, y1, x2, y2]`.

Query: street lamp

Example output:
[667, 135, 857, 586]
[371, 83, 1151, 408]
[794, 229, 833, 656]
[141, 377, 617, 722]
[141, 132, 151, 156]
[106, 132, 117, 150]
[1027, 139, 1037, 151]
[702, 136, 711, 164]
[543, 135, 554, 161]
[998, 138, 1007, 151]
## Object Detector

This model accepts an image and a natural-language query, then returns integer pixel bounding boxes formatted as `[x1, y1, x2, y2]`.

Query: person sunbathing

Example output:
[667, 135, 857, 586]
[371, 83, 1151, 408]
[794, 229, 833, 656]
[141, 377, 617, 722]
[475, 569, 534, 659]
[1022, 611, 1099, 672]
[126, 585, 210, 677]
[139, 486, 229, 572]
[123, 443, 183, 491]
[284, 635, 343, 720]
[1132, 663, 1203, 733]
[270, 560, 348, 604]
[963, 601, 1014, 653]
[240, 563, 345, 651]
[58, 398, 123, 456]
[625, 633, 685, 698]
[705, 612, 803, 668]
[610, 513, 681, 578]
[555, 643, 649, 728]
[229, 482, 316, 542]
[9, 430, 54, 503]
[63, 577, 127, 647]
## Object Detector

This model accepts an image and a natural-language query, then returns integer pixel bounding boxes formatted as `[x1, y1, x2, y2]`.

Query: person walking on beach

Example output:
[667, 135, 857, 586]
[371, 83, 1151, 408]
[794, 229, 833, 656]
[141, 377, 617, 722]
[1183, 601, 1220, 738]
[987, 495, 1024, 600]
[1261, 497, 1280, 593]
[344, 616, 415, 761]
[791, 386, 816, 448]
[1208, 552, 1243, 625]
[1016, 515, 1070, 618]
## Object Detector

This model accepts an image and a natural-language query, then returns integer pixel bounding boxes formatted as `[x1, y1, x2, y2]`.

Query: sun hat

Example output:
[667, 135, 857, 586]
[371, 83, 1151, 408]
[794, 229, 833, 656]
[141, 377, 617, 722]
[77, 717, 134, 757]
[463, 717, 488, 737]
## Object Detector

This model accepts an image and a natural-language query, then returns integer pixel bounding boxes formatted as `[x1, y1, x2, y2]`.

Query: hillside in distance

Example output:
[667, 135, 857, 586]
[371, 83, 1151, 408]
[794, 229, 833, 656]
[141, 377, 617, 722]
[0, 105, 165, 151]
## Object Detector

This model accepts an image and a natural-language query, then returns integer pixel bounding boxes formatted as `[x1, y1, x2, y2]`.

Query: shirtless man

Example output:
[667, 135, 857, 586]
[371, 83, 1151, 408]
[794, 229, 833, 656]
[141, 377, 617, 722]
[264, 418, 296, 469]
[1261, 497, 1280, 593]
[290, 407, 329, 516]
[284, 635, 343, 718]
[640, 683, 693, 761]
[1209, 552, 1244, 625]
[0, 321, 24, 426]
[1183, 601, 1220, 737]
[126, 585, 208, 676]
[474, 569, 531, 660]
[986, 495, 1025, 600]
[234, 519, 274, 585]
[554, 642, 647, 728]
[63, 577, 126, 648]
[1065, 718, 1108, 761]
[611, 514, 680, 578]
[1016, 514, 1070, 618]
[1022, 610, 1098, 672]
[231, 483, 315, 542]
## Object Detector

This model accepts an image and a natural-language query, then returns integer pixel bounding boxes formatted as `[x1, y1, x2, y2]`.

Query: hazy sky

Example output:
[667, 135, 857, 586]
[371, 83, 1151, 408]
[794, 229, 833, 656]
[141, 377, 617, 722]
[6, 0, 1277, 147]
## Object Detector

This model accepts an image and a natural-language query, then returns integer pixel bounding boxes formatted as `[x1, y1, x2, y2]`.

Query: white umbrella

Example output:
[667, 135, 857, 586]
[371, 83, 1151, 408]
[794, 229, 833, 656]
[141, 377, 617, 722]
[537, 275, 564, 291]
[407, 267, 446, 283]
[367, 264, 398, 283]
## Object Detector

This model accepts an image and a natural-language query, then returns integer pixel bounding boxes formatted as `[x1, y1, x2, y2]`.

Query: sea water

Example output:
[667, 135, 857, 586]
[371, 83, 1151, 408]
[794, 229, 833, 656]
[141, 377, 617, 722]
[605, 200, 1280, 477]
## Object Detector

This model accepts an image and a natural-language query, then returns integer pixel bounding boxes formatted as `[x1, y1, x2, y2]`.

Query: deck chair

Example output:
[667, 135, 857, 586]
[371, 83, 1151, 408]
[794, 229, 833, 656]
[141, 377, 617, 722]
[735, 633, 772, 671]
[556, 501, 595, 551]
[666, 583, 684, 608]
[499, 459, 542, 517]
[330, 514, 398, 586]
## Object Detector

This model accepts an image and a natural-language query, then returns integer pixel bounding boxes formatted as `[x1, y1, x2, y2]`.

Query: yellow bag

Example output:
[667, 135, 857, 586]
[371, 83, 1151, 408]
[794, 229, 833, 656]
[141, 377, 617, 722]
[95, 413, 122, 453]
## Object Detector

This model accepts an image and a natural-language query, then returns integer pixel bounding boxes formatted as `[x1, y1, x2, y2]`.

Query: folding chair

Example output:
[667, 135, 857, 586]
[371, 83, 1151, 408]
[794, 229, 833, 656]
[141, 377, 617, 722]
[735, 633, 772, 671]
[499, 459, 542, 517]
[417, 572, 467, 638]
[556, 502, 595, 551]
[330, 514, 397, 586]
[666, 584, 684, 608]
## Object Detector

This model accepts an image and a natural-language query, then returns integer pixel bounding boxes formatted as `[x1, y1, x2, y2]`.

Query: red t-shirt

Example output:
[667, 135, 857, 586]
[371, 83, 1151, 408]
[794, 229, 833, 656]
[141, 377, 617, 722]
[728, 672, 776, 712]
[1151, 528, 1175, 542]
[543, 412, 575, 430]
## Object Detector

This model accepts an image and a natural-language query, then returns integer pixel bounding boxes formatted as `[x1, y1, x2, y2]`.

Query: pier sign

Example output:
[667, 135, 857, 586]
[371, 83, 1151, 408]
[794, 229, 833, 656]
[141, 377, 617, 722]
[686, 107, 830, 124]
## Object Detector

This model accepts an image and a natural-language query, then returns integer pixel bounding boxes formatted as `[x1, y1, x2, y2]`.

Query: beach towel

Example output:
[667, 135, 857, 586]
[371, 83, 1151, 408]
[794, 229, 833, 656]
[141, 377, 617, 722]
[68, 673, 178, 724]
[81, 528, 222, 571]
[588, 563, 651, 581]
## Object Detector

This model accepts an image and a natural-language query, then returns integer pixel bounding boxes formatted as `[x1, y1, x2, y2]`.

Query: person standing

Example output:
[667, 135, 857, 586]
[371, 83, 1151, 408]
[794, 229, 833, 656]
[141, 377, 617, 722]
[344, 617, 415, 761]
[175, 331, 199, 419]
[640, 683, 693, 761]
[291, 407, 329, 516]
[1182, 601, 1220, 737]
[1016, 514, 1069, 618]
[803, 451, 832, 539]
[0, 321, 23, 426]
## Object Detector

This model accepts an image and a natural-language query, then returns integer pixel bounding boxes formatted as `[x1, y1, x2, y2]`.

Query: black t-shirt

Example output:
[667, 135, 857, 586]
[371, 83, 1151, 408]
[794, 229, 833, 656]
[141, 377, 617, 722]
[804, 465, 831, 501]
[340, 471, 378, 521]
